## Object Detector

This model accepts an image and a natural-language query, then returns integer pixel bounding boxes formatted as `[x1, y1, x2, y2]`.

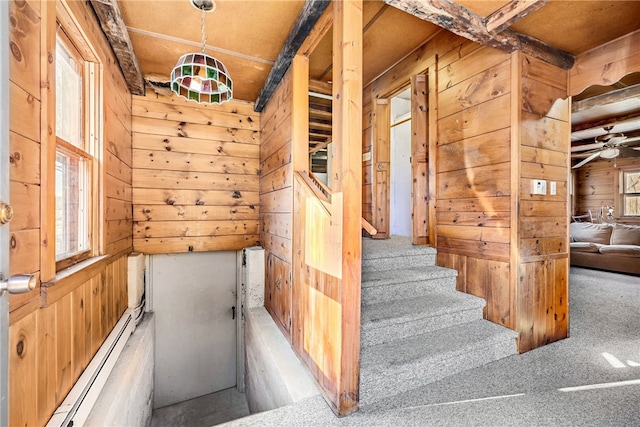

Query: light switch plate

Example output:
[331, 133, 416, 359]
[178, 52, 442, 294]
[550, 181, 557, 195]
[532, 179, 547, 195]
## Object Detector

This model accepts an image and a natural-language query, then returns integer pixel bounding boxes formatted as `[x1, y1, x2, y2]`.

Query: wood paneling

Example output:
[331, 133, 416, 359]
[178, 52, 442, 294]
[261, 63, 295, 335]
[132, 94, 260, 254]
[362, 31, 571, 354]
[330, 0, 363, 413]
[8, 0, 134, 424]
[569, 29, 640, 97]
[516, 258, 568, 353]
[515, 54, 570, 352]
[574, 157, 639, 225]
[10, 255, 128, 426]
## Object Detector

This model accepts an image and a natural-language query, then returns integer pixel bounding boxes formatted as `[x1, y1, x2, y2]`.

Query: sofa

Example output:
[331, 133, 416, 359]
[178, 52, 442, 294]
[569, 222, 640, 275]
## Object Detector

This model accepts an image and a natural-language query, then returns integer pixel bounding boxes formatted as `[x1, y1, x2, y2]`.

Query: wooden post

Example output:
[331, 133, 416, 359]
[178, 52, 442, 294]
[427, 60, 438, 247]
[41, 0, 56, 282]
[411, 74, 428, 245]
[331, 0, 362, 416]
[373, 99, 390, 238]
[292, 55, 310, 172]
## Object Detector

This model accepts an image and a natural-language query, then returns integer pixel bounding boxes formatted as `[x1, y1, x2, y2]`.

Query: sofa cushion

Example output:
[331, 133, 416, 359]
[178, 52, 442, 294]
[569, 222, 613, 245]
[598, 245, 640, 257]
[611, 224, 640, 246]
[570, 242, 603, 253]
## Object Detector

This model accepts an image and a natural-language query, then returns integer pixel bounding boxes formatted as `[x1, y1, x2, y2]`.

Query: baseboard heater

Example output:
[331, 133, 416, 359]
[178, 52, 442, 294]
[47, 309, 136, 427]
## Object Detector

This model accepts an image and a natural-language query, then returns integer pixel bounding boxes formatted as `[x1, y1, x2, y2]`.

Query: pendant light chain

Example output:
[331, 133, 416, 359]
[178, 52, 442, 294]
[170, 0, 232, 104]
[200, 6, 207, 54]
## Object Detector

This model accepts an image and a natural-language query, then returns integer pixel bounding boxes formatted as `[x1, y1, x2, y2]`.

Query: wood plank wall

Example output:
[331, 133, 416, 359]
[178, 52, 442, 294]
[7, 0, 133, 424]
[262, 30, 363, 413]
[292, 174, 343, 409]
[131, 94, 260, 254]
[574, 157, 640, 225]
[364, 31, 570, 353]
[516, 54, 570, 352]
[260, 67, 294, 336]
[10, 257, 128, 425]
[8, 0, 43, 316]
[435, 42, 515, 327]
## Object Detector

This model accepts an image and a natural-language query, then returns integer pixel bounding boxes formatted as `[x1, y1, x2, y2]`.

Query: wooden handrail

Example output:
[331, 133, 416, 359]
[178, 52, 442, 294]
[297, 171, 377, 236]
[295, 171, 332, 216]
[361, 217, 377, 236]
[305, 171, 332, 201]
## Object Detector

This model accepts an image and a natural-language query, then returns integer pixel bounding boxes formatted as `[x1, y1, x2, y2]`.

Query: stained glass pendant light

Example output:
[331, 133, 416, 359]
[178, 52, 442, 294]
[170, 0, 233, 104]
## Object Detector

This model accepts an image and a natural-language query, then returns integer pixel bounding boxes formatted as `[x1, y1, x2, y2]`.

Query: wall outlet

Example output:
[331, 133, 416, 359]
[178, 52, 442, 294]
[550, 181, 557, 195]
[532, 179, 547, 195]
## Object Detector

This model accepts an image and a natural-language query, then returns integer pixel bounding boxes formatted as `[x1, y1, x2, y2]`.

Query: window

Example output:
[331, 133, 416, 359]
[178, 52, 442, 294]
[621, 169, 640, 217]
[55, 30, 97, 269]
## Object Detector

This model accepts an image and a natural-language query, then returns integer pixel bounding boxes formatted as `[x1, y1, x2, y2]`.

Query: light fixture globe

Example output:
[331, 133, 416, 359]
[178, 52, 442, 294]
[169, 0, 233, 104]
[600, 147, 620, 159]
[170, 52, 233, 104]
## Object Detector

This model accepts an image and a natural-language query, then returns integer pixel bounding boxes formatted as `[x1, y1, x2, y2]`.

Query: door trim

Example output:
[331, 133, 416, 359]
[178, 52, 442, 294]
[1, 1, 11, 423]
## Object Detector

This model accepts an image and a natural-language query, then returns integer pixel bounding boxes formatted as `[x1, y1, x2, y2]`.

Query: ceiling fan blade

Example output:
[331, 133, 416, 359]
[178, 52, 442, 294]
[621, 136, 640, 147]
[571, 142, 604, 152]
[619, 147, 640, 157]
[610, 136, 628, 145]
[572, 151, 601, 169]
[571, 150, 601, 159]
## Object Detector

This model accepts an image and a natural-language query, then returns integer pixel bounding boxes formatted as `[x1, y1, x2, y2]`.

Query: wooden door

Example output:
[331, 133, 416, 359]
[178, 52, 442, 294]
[411, 74, 429, 245]
[372, 99, 390, 238]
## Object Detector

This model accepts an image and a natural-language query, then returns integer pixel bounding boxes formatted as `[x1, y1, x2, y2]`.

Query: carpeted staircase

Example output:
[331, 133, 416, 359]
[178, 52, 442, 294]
[359, 237, 518, 405]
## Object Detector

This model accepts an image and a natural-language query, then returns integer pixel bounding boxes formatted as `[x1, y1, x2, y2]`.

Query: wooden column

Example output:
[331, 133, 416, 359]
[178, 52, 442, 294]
[331, 0, 362, 416]
[372, 99, 390, 238]
[411, 74, 428, 245]
[291, 55, 310, 172]
[427, 61, 438, 247]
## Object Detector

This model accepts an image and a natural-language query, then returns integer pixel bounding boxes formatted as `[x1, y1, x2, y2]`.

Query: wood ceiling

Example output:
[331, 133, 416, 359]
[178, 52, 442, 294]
[106, 0, 640, 102]
[97, 0, 640, 156]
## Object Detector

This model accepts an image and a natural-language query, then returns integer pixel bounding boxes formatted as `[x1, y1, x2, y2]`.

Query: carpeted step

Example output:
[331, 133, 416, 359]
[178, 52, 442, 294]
[361, 291, 485, 347]
[362, 266, 458, 305]
[359, 319, 518, 405]
[362, 247, 437, 272]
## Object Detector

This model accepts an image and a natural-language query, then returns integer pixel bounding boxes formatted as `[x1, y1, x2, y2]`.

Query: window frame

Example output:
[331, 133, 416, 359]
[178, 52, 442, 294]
[617, 166, 640, 218]
[51, 20, 102, 273]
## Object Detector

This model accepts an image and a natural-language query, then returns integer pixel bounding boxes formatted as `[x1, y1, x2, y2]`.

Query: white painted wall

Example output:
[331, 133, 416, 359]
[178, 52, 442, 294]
[390, 89, 412, 237]
[86, 314, 155, 427]
[244, 308, 319, 413]
[390, 118, 412, 237]
[150, 251, 237, 409]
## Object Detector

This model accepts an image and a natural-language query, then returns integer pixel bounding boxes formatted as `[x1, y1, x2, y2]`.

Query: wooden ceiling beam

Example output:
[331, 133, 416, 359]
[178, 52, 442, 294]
[572, 83, 640, 113]
[90, 0, 145, 95]
[384, 0, 574, 69]
[572, 110, 640, 133]
[485, 0, 549, 34]
[254, 0, 331, 112]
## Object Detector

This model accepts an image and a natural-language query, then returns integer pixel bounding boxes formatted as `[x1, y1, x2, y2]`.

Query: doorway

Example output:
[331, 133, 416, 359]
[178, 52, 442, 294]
[149, 251, 237, 409]
[372, 73, 430, 244]
[390, 88, 412, 237]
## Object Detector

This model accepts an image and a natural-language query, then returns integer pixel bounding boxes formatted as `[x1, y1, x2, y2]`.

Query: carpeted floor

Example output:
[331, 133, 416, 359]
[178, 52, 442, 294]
[226, 267, 640, 426]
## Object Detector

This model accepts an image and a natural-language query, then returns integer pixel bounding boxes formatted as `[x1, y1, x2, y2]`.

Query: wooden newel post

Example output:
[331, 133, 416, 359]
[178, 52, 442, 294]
[332, 0, 363, 417]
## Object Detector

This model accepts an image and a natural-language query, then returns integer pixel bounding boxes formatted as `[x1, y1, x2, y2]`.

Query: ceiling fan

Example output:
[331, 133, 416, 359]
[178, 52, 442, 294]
[571, 126, 640, 169]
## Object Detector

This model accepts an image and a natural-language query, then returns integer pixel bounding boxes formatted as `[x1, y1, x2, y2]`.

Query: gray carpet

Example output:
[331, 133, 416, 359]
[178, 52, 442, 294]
[226, 267, 640, 426]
